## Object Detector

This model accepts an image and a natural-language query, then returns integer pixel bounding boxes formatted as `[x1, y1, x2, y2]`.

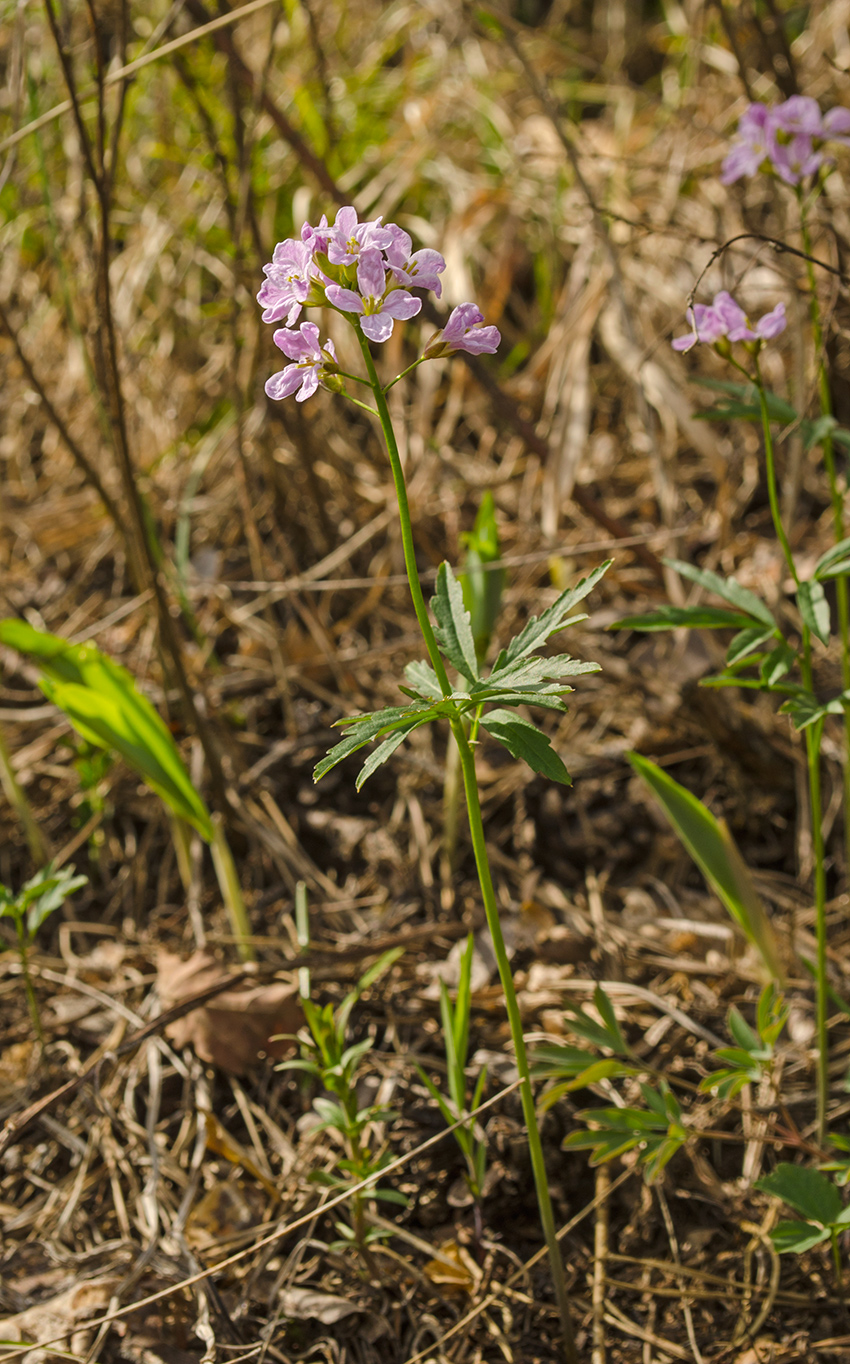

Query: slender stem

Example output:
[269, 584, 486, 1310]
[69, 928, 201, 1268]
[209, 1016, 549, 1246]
[383, 355, 428, 393]
[0, 723, 51, 866]
[359, 329, 577, 1359]
[209, 814, 255, 962]
[452, 717, 577, 1363]
[15, 915, 44, 1045]
[356, 331, 453, 699]
[754, 362, 829, 1140]
[799, 199, 850, 891]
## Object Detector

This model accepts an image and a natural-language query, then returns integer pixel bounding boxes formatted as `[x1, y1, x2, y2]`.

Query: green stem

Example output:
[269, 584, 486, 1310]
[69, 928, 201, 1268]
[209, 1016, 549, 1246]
[755, 361, 829, 1140]
[452, 718, 577, 1362]
[0, 723, 51, 866]
[359, 329, 577, 1361]
[209, 814, 255, 962]
[799, 200, 850, 892]
[356, 331, 453, 699]
[383, 355, 428, 392]
[15, 915, 44, 1045]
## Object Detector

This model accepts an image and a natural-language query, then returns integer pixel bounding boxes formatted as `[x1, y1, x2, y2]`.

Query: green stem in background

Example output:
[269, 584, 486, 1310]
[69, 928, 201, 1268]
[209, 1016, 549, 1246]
[361, 334, 578, 1363]
[799, 198, 850, 885]
[755, 361, 829, 1141]
[15, 914, 44, 1045]
[210, 814, 255, 963]
[0, 724, 51, 866]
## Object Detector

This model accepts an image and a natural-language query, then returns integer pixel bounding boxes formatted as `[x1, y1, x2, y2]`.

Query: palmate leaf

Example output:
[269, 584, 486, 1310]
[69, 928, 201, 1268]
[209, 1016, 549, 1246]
[779, 690, 847, 731]
[564, 1083, 687, 1180]
[0, 621, 214, 840]
[480, 708, 571, 784]
[770, 1221, 830, 1254]
[432, 562, 479, 683]
[404, 659, 443, 699]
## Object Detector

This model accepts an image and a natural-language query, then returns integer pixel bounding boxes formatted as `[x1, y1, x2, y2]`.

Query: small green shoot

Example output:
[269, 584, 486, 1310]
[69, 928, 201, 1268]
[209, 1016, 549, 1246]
[563, 1081, 688, 1182]
[0, 863, 87, 1042]
[277, 948, 405, 1258]
[699, 984, 788, 1100]
[416, 935, 489, 1232]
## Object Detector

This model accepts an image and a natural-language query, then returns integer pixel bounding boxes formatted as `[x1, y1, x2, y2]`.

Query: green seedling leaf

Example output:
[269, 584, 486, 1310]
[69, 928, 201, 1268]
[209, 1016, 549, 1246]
[756, 1164, 843, 1226]
[479, 654, 598, 692]
[23, 865, 87, 937]
[610, 605, 755, 632]
[815, 537, 850, 581]
[664, 559, 776, 628]
[499, 560, 610, 666]
[460, 491, 505, 664]
[727, 1006, 760, 1053]
[432, 561, 479, 682]
[797, 580, 831, 646]
[480, 708, 571, 784]
[726, 626, 777, 665]
[771, 1220, 830, 1253]
[355, 730, 412, 790]
[628, 753, 785, 983]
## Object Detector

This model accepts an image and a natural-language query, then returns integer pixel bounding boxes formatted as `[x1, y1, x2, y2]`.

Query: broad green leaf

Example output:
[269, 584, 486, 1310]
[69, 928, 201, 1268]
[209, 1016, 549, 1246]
[628, 753, 784, 983]
[726, 626, 776, 665]
[664, 559, 775, 628]
[480, 709, 571, 784]
[770, 1221, 830, 1254]
[23, 865, 87, 937]
[459, 491, 505, 664]
[44, 679, 213, 839]
[432, 562, 479, 683]
[0, 622, 214, 841]
[501, 560, 610, 665]
[797, 581, 831, 646]
[756, 1164, 842, 1226]
[611, 605, 756, 631]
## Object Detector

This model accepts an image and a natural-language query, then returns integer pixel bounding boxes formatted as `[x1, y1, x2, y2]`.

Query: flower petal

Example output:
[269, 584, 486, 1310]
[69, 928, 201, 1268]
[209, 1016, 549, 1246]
[360, 312, 395, 343]
[265, 365, 304, 400]
[357, 248, 388, 301]
[381, 290, 422, 320]
[325, 284, 364, 314]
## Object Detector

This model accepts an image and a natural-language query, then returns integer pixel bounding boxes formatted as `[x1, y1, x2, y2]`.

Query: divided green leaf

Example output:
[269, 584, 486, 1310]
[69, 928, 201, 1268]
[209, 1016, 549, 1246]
[432, 562, 479, 683]
[797, 580, 831, 646]
[480, 708, 571, 784]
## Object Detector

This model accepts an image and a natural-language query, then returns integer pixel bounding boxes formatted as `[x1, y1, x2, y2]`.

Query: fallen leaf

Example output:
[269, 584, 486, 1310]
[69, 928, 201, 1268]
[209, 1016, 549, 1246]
[185, 1179, 267, 1254]
[423, 1240, 480, 1294]
[202, 1112, 280, 1199]
[157, 951, 301, 1074]
[0, 1041, 36, 1100]
[278, 1288, 361, 1324]
[0, 1278, 118, 1363]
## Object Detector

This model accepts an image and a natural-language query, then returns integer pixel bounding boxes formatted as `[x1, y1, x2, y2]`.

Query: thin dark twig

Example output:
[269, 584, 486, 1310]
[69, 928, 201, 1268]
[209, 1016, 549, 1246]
[688, 233, 848, 310]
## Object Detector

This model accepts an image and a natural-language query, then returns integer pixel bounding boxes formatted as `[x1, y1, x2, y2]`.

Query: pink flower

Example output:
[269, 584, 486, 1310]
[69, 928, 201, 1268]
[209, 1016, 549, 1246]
[265, 322, 337, 403]
[722, 97, 850, 187]
[672, 291, 786, 352]
[327, 206, 392, 267]
[257, 240, 317, 326]
[424, 303, 501, 358]
[301, 214, 330, 255]
[721, 103, 772, 184]
[325, 248, 422, 342]
[384, 225, 447, 297]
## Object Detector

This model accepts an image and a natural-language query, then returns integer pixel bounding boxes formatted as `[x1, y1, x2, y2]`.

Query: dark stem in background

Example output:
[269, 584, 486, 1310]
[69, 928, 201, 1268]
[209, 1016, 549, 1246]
[42, 0, 228, 808]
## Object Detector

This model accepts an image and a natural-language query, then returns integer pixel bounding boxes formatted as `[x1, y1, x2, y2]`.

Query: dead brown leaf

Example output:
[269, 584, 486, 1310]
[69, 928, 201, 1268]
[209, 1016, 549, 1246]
[278, 1288, 361, 1324]
[0, 1278, 118, 1363]
[156, 951, 301, 1074]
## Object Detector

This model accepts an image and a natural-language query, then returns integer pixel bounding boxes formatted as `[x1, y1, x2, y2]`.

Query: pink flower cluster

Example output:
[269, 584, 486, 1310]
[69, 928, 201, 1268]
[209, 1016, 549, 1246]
[721, 96, 850, 186]
[672, 291, 786, 353]
[258, 206, 500, 402]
